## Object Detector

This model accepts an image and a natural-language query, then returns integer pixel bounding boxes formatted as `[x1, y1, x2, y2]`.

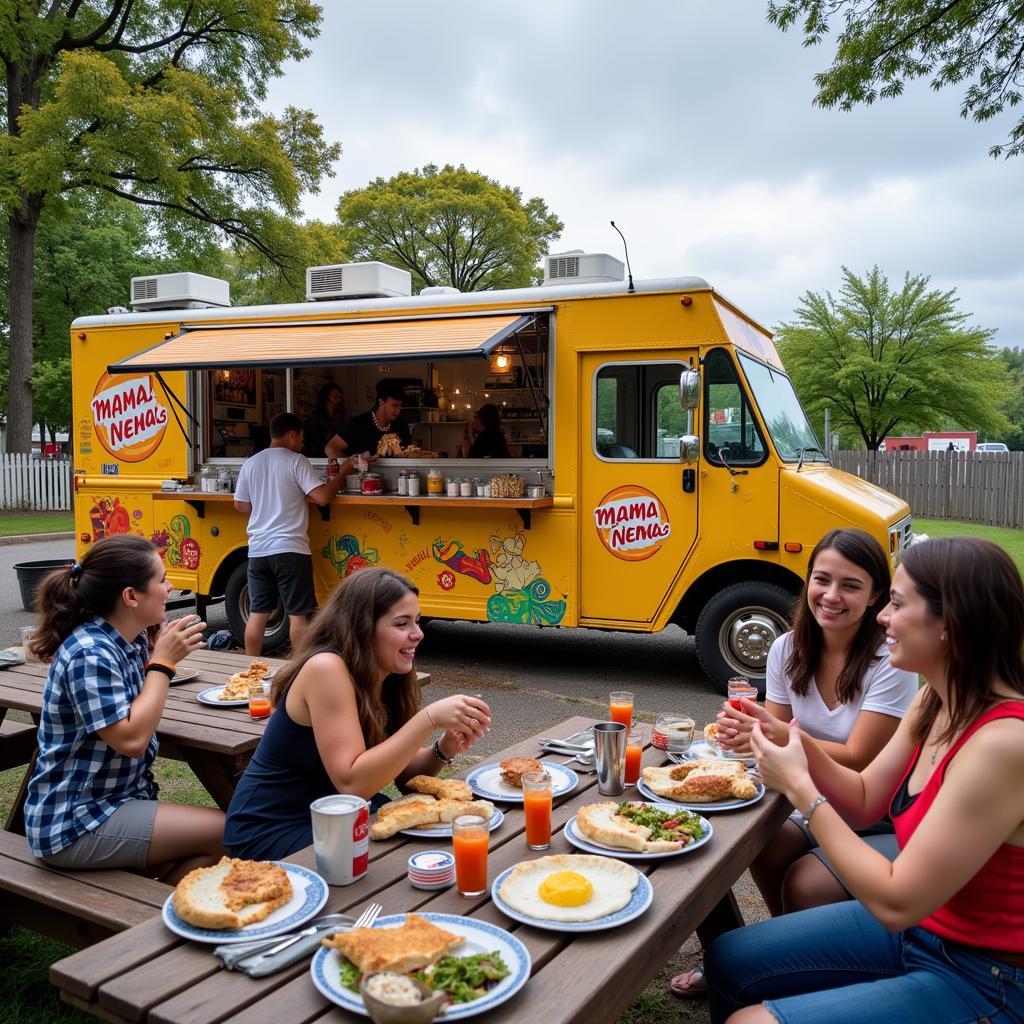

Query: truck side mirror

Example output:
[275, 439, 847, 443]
[678, 369, 700, 411]
[678, 435, 700, 464]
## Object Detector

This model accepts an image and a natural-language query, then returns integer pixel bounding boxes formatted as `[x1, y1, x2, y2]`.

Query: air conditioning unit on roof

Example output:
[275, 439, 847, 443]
[542, 250, 624, 286]
[130, 272, 230, 310]
[306, 261, 412, 300]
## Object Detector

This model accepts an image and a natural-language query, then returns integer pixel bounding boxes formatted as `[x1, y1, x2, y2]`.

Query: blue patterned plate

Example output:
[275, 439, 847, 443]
[564, 804, 713, 859]
[636, 777, 766, 813]
[400, 806, 504, 838]
[491, 862, 653, 933]
[310, 913, 531, 1019]
[161, 862, 327, 944]
[196, 685, 249, 707]
[466, 761, 577, 802]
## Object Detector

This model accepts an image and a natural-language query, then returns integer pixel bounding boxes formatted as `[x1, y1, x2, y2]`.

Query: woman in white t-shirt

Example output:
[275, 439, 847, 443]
[671, 528, 918, 999]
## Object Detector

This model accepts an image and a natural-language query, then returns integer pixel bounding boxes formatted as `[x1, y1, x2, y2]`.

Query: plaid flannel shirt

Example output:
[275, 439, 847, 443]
[25, 617, 159, 858]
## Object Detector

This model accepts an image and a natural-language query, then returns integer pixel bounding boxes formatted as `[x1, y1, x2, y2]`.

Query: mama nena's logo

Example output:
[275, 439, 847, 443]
[593, 485, 671, 561]
[91, 372, 169, 462]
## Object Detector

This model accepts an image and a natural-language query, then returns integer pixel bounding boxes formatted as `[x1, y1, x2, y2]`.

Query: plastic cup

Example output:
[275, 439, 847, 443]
[728, 677, 759, 710]
[624, 727, 644, 785]
[452, 814, 489, 897]
[609, 691, 634, 727]
[521, 771, 552, 850]
[20, 626, 39, 663]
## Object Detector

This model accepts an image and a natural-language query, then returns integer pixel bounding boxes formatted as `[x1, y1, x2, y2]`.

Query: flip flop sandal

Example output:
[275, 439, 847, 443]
[669, 966, 707, 1000]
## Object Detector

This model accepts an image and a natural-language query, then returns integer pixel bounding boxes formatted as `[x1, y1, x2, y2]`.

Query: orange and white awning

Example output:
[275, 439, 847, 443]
[108, 313, 534, 373]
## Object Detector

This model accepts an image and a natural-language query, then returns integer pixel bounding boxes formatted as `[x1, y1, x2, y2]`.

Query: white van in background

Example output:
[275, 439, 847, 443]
[976, 442, 1010, 453]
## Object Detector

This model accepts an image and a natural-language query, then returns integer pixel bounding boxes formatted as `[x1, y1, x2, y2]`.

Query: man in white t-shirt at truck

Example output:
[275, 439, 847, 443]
[233, 412, 353, 655]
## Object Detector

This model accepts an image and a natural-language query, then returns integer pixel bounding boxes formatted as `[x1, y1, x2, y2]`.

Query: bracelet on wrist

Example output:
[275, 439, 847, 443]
[433, 737, 455, 765]
[799, 794, 828, 829]
[145, 661, 175, 680]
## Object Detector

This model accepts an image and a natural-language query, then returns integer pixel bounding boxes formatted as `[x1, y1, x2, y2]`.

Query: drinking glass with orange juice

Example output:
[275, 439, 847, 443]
[624, 727, 644, 785]
[609, 691, 634, 727]
[452, 814, 489, 897]
[248, 681, 271, 720]
[521, 771, 553, 850]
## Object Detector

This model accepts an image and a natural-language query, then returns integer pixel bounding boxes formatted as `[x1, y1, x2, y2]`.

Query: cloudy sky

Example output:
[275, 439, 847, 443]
[267, 1, 1024, 345]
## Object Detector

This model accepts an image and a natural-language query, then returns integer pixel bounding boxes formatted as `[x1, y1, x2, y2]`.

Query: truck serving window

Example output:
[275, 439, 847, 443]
[703, 348, 766, 466]
[736, 353, 822, 462]
[595, 362, 686, 460]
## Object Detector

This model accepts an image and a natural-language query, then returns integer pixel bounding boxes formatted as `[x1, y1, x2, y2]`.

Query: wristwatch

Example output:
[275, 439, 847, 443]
[433, 738, 455, 765]
[799, 794, 828, 829]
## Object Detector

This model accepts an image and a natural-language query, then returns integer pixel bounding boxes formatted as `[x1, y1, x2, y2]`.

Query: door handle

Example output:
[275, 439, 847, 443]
[682, 468, 695, 493]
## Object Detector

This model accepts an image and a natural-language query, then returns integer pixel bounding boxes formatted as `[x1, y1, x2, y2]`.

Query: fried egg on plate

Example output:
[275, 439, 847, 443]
[498, 853, 639, 922]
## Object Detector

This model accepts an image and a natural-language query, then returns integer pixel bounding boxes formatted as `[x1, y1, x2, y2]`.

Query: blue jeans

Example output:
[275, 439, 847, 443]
[705, 901, 1024, 1024]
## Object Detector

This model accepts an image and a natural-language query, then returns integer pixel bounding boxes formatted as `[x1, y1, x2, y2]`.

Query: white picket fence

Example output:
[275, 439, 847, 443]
[0, 454, 72, 510]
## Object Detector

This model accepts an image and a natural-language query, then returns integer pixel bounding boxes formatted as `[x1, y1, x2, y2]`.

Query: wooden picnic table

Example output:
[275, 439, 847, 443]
[0, 647, 430, 825]
[50, 714, 791, 1024]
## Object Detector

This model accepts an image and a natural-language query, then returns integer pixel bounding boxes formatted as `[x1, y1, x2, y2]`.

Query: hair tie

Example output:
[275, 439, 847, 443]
[68, 562, 83, 585]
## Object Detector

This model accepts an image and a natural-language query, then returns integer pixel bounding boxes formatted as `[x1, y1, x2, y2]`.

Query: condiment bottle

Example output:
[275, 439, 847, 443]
[427, 469, 444, 496]
[460, 478, 473, 497]
[398, 471, 409, 496]
[446, 478, 460, 497]
[408, 469, 421, 496]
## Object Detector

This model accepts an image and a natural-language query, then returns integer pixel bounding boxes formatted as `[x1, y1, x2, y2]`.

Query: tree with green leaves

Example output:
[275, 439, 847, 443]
[337, 164, 563, 293]
[996, 346, 1024, 450]
[2, 1, 339, 452]
[768, 1, 1024, 158]
[776, 266, 1010, 450]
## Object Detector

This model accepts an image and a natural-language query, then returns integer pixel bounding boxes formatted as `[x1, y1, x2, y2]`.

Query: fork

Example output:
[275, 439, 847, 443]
[353, 901, 383, 931]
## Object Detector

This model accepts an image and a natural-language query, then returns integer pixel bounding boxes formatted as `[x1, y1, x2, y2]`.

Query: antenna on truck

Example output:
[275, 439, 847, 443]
[610, 221, 635, 293]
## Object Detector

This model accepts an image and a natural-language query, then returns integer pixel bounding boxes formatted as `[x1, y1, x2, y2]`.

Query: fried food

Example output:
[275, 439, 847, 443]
[667, 759, 746, 781]
[410, 799, 494, 828]
[173, 857, 292, 930]
[642, 764, 758, 802]
[499, 757, 543, 787]
[406, 775, 473, 802]
[324, 913, 463, 974]
[498, 854, 639, 922]
[370, 798, 441, 839]
[576, 802, 652, 852]
[220, 659, 271, 701]
[704, 723, 720, 746]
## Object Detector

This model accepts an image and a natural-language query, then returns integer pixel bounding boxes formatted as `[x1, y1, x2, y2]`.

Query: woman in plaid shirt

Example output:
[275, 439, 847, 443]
[24, 535, 224, 882]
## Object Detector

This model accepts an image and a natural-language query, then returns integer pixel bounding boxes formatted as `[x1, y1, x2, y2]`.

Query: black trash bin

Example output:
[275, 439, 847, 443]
[14, 559, 69, 612]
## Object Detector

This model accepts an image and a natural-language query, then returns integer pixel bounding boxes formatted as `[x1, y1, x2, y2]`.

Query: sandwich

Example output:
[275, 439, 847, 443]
[642, 764, 757, 803]
[173, 857, 292, 929]
[324, 913, 463, 973]
[499, 757, 543, 787]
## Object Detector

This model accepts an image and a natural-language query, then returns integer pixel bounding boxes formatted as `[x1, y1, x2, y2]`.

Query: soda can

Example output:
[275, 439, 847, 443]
[326, 459, 340, 479]
[310, 794, 369, 885]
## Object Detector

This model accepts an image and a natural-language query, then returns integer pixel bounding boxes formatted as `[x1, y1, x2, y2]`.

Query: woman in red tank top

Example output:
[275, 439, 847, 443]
[704, 537, 1024, 1024]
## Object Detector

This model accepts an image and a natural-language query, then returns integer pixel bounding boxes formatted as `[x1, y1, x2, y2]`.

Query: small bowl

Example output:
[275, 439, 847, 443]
[359, 974, 447, 1024]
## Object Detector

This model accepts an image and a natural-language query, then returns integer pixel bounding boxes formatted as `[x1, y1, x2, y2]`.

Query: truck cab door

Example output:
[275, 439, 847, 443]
[578, 352, 699, 625]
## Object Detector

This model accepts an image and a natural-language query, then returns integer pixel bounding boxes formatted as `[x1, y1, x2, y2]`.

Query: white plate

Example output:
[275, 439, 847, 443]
[491, 863, 653, 933]
[161, 863, 327, 944]
[563, 804, 713, 859]
[399, 807, 504, 838]
[310, 913, 531, 1020]
[466, 761, 577, 803]
[681, 739, 756, 767]
[169, 668, 201, 685]
[196, 685, 250, 707]
[636, 777, 766, 813]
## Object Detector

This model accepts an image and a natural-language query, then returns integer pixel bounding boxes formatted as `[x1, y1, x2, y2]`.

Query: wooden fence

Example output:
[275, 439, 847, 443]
[0, 454, 72, 511]
[833, 450, 1024, 529]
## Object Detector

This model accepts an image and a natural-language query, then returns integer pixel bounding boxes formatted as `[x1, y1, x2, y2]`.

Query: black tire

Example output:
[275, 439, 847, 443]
[223, 561, 290, 654]
[694, 581, 796, 694]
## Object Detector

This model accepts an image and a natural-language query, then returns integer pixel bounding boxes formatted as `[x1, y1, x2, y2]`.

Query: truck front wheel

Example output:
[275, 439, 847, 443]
[224, 562, 290, 654]
[695, 581, 796, 694]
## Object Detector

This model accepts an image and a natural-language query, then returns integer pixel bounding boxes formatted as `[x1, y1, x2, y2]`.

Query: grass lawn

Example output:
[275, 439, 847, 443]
[0, 512, 74, 537]
[915, 518, 1024, 574]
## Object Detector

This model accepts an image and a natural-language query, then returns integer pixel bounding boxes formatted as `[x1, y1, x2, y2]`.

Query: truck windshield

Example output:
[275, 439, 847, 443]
[737, 353, 823, 462]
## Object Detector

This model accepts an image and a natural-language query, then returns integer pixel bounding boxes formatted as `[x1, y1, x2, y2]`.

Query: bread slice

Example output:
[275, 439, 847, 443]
[173, 857, 292, 930]
[642, 764, 756, 802]
[410, 799, 494, 828]
[667, 759, 746, 781]
[576, 802, 650, 852]
[499, 757, 542, 786]
[324, 912, 463, 973]
[406, 775, 473, 802]
[370, 799, 441, 839]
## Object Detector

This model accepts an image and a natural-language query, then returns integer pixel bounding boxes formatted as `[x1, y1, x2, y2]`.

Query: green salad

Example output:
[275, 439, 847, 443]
[616, 801, 706, 843]
[340, 950, 510, 1004]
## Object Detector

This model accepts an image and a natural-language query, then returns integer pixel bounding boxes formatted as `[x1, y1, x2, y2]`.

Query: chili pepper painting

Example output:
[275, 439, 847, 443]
[431, 537, 492, 584]
[321, 533, 380, 579]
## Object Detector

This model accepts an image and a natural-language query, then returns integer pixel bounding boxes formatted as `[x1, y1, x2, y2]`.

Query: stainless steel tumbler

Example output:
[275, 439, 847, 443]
[594, 721, 627, 796]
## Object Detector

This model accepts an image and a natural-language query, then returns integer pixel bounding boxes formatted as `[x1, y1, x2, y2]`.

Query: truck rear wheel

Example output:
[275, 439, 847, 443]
[224, 561, 290, 654]
[695, 581, 796, 694]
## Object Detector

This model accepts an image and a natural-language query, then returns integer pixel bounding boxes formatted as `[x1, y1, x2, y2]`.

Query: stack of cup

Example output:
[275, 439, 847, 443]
[407, 850, 456, 890]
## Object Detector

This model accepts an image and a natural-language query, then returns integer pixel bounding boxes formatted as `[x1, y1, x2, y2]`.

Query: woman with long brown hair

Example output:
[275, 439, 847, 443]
[704, 537, 1024, 1024]
[24, 535, 224, 882]
[673, 528, 917, 998]
[224, 567, 491, 860]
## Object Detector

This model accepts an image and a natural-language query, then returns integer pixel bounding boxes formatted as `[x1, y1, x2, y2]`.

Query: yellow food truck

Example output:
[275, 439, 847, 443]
[69, 257, 912, 689]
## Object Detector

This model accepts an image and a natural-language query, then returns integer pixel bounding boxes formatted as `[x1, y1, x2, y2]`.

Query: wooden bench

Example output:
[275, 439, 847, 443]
[0, 830, 172, 948]
[0, 717, 37, 771]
